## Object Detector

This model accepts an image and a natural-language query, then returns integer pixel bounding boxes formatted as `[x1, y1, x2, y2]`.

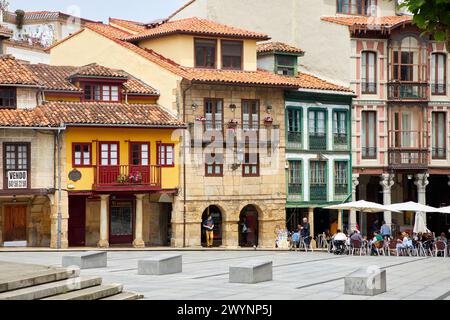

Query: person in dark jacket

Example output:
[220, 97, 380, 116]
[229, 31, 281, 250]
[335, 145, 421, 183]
[301, 217, 311, 245]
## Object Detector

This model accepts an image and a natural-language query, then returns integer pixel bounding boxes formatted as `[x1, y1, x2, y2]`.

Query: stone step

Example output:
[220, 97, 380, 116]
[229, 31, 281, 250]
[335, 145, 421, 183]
[100, 291, 144, 300]
[42, 284, 123, 300]
[0, 276, 101, 300]
[0, 266, 80, 293]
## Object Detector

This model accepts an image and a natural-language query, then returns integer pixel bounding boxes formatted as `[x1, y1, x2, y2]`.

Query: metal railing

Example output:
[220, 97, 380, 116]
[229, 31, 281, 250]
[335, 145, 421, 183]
[94, 165, 161, 188]
[387, 82, 428, 100]
[309, 134, 327, 150]
[310, 184, 327, 201]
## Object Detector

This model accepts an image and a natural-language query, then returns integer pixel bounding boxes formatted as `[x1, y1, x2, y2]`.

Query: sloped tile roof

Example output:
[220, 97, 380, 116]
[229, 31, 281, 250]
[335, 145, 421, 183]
[109, 18, 146, 33]
[0, 55, 41, 86]
[321, 15, 412, 30]
[124, 17, 270, 42]
[257, 41, 304, 55]
[295, 72, 352, 93]
[0, 102, 184, 128]
[68, 63, 128, 79]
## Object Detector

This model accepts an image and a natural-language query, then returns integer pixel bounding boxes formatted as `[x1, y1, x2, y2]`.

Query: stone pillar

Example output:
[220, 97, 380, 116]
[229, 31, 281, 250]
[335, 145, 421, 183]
[49, 192, 69, 249]
[133, 194, 145, 248]
[308, 207, 314, 238]
[337, 209, 343, 231]
[222, 219, 239, 248]
[98, 195, 110, 248]
[415, 173, 429, 205]
[350, 174, 360, 231]
[380, 173, 395, 227]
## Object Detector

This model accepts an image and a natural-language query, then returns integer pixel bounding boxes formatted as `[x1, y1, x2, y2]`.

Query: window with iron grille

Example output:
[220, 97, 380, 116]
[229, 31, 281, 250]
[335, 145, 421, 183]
[432, 112, 446, 159]
[431, 53, 446, 95]
[361, 51, 377, 94]
[361, 111, 377, 159]
[334, 161, 349, 195]
[333, 111, 348, 146]
[288, 161, 302, 195]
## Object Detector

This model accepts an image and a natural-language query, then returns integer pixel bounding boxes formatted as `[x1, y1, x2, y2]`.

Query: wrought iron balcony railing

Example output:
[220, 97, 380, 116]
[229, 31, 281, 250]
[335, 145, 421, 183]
[287, 131, 302, 149]
[288, 183, 302, 195]
[309, 134, 327, 150]
[388, 149, 428, 170]
[387, 82, 428, 101]
[310, 184, 327, 201]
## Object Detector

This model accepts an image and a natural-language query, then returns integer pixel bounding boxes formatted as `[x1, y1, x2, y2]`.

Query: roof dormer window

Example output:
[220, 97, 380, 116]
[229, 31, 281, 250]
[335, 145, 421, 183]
[337, 0, 376, 16]
[0, 87, 17, 109]
[83, 83, 120, 102]
[276, 55, 297, 76]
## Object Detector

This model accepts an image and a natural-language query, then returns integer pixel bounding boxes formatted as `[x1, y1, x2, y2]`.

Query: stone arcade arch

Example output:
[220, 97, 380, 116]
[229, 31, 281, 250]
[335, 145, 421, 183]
[238, 205, 260, 247]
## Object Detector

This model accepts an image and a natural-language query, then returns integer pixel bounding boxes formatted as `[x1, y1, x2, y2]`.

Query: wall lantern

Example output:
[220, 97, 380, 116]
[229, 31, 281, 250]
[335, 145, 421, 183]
[191, 103, 199, 112]
[229, 104, 237, 112]
[266, 104, 273, 114]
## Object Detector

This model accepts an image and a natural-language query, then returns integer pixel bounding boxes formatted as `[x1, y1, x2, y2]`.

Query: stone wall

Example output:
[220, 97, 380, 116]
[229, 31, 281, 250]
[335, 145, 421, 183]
[171, 83, 287, 248]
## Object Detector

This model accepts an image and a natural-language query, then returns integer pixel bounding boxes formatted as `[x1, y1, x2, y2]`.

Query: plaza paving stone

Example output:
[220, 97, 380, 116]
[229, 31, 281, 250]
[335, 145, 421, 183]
[0, 250, 449, 300]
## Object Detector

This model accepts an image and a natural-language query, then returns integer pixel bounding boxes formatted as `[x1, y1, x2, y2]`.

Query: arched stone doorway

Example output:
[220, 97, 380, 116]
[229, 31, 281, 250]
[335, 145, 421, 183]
[201, 205, 222, 247]
[239, 205, 259, 247]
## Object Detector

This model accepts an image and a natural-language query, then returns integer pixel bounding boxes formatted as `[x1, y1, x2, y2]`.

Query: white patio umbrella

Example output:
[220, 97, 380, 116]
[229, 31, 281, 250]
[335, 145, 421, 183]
[385, 201, 438, 234]
[325, 200, 399, 213]
[438, 206, 450, 214]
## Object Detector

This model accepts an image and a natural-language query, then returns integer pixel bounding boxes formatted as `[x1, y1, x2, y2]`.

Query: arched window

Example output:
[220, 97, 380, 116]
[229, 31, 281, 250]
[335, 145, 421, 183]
[361, 51, 377, 94]
[337, 0, 376, 16]
[431, 53, 447, 95]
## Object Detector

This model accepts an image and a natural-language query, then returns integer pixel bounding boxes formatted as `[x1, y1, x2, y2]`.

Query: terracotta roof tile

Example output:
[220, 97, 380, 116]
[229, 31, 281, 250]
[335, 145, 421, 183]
[257, 41, 304, 55]
[0, 24, 13, 37]
[68, 63, 128, 79]
[321, 15, 412, 30]
[0, 55, 41, 86]
[124, 17, 270, 42]
[0, 102, 184, 128]
[294, 72, 352, 93]
[109, 18, 146, 33]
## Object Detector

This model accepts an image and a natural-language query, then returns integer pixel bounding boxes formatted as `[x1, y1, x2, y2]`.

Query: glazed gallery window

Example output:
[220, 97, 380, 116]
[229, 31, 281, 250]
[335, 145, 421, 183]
[130, 143, 149, 166]
[0, 87, 17, 109]
[288, 161, 302, 195]
[276, 55, 297, 76]
[195, 38, 216, 68]
[361, 51, 377, 94]
[361, 111, 377, 159]
[337, 0, 376, 16]
[205, 99, 223, 131]
[221, 40, 243, 70]
[310, 161, 326, 185]
[309, 110, 327, 150]
[73, 143, 91, 166]
[242, 100, 259, 130]
[84, 84, 119, 102]
[334, 161, 349, 195]
[157, 143, 174, 167]
[431, 53, 447, 95]
[333, 111, 348, 145]
[100, 142, 119, 166]
[432, 112, 447, 159]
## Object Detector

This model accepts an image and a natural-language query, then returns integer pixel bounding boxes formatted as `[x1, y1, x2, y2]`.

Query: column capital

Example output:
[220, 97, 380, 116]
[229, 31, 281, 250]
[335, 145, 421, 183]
[100, 194, 110, 201]
[352, 174, 360, 191]
[414, 173, 429, 191]
[134, 194, 146, 201]
[380, 173, 395, 191]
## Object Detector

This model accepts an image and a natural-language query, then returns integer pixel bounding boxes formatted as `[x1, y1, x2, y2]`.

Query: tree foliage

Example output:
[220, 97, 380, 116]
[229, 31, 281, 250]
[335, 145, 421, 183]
[399, 0, 450, 49]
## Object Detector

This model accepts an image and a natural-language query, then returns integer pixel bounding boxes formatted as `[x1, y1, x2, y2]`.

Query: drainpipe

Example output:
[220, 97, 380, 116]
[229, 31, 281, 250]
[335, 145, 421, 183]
[56, 127, 62, 249]
[181, 81, 194, 248]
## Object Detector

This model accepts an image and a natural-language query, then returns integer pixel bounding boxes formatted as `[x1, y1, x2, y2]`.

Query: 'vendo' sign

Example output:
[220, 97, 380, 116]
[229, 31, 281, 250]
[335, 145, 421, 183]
[8, 171, 27, 189]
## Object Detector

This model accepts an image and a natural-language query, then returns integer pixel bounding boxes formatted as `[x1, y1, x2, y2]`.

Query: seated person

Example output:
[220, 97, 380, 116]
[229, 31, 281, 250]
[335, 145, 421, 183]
[290, 230, 300, 250]
[396, 232, 413, 253]
[332, 229, 347, 254]
[370, 231, 384, 255]
[350, 230, 363, 242]
[436, 232, 448, 243]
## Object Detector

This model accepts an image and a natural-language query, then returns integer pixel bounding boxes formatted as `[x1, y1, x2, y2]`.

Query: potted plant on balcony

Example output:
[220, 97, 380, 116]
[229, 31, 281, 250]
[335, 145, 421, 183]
[129, 172, 142, 184]
[195, 116, 206, 122]
[264, 116, 274, 126]
[117, 174, 128, 184]
[227, 119, 239, 129]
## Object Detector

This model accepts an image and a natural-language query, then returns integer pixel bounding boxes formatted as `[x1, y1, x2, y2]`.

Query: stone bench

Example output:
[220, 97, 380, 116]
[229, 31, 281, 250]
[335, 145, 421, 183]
[344, 267, 386, 296]
[138, 254, 182, 275]
[62, 251, 107, 269]
[229, 261, 272, 284]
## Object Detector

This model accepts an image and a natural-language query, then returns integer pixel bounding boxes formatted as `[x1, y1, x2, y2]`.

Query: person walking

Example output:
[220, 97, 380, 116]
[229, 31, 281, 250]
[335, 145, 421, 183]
[301, 217, 311, 246]
[240, 216, 249, 247]
[203, 214, 215, 248]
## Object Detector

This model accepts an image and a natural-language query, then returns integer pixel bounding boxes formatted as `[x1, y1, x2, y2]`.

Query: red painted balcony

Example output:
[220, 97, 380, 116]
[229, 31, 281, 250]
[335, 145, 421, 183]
[93, 165, 162, 191]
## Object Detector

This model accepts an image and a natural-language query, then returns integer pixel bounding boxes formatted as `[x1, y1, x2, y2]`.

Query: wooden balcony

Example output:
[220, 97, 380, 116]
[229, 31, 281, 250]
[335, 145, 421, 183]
[93, 165, 162, 192]
[388, 149, 429, 170]
[387, 82, 428, 101]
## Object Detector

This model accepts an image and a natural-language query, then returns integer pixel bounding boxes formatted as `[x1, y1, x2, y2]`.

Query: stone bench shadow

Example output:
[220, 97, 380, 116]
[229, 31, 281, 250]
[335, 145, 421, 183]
[229, 261, 273, 284]
[62, 251, 107, 269]
[138, 254, 182, 275]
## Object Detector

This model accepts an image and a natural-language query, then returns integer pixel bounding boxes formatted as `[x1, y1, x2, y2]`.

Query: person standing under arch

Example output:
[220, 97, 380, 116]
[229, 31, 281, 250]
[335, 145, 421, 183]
[203, 214, 215, 248]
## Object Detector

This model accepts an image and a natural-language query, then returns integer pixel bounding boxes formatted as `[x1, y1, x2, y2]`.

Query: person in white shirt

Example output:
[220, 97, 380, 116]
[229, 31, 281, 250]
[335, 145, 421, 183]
[332, 229, 348, 254]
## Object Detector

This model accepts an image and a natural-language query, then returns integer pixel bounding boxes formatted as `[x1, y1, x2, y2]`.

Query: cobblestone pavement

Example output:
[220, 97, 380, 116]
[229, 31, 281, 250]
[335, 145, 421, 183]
[1, 251, 449, 300]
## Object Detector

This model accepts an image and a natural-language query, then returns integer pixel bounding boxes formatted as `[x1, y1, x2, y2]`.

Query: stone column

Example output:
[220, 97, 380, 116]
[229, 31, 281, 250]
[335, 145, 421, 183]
[415, 173, 429, 205]
[133, 194, 145, 248]
[337, 209, 343, 231]
[98, 195, 110, 248]
[222, 219, 239, 248]
[308, 207, 314, 238]
[49, 192, 69, 249]
[350, 174, 360, 231]
[380, 173, 395, 227]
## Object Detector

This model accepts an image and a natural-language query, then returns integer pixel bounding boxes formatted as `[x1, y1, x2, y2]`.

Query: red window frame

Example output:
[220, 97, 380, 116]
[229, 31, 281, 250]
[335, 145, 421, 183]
[82, 82, 121, 102]
[157, 142, 175, 167]
[194, 38, 217, 69]
[361, 51, 377, 94]
[221, 40, 243, 70]
[98, 142, 120, 166]
[72, 142, 92, 167]
[129, 142, 150, 166]
[242, 153, 260, 177]
[205, 153, 224, 177]
[431, 53, 447, 96]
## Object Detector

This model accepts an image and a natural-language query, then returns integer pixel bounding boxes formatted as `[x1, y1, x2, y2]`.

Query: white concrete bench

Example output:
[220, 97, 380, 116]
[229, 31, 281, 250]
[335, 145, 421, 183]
[138, 254, 182, 275]
[62, 251, 107, 269]
[229, 261, 272, 284]
[344, 267, 386, 296]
